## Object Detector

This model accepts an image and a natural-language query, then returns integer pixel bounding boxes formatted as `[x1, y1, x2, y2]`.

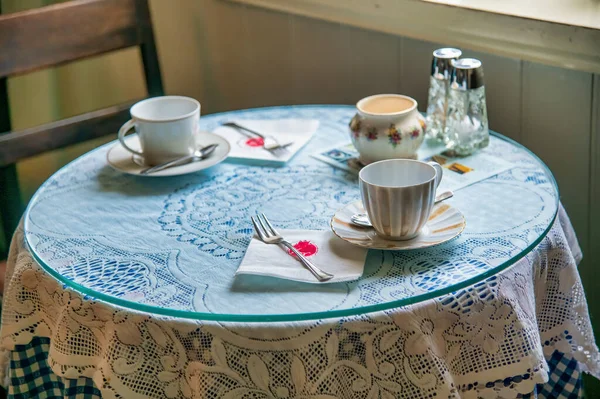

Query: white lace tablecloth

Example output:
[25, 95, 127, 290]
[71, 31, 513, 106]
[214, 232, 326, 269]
[1, 204, 598, 399]
[1, 105, 599, 398]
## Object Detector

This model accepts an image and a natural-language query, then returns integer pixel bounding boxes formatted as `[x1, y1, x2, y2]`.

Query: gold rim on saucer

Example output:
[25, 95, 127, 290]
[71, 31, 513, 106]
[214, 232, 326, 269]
[330, 200, 466, 250]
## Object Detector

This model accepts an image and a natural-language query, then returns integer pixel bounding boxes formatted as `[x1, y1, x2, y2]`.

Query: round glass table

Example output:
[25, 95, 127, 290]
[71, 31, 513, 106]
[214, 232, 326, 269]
[23, 105, 559, 322]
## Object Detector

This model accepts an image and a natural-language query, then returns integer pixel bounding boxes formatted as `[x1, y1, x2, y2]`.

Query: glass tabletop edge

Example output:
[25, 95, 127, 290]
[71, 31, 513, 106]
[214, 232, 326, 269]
[21, 107, 561, 323]
[24, 207, 558, 324]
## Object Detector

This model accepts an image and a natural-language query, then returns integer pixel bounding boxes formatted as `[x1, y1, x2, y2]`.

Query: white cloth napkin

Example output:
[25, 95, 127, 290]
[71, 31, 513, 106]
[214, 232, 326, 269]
[237, 230, 368, 284]
[213, 119, 319, 163]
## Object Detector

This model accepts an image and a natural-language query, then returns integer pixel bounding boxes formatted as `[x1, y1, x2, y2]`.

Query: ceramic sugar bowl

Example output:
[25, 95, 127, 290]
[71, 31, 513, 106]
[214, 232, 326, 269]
[349, 94, 426, 163]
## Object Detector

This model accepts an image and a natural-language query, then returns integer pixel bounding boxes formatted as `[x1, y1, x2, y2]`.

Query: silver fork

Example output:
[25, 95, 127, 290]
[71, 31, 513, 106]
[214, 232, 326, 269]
[251, 213, 334, 282]
[222, 121, 293, 154]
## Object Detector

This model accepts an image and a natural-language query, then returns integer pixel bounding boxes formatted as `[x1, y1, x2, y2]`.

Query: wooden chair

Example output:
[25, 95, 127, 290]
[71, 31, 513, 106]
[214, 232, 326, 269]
[0, 0, 164, 258]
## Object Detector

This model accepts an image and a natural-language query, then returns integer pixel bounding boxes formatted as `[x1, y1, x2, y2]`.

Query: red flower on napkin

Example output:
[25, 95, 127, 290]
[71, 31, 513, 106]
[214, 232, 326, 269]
[287, 240, 318, 258]
[245, 137, 265, 147]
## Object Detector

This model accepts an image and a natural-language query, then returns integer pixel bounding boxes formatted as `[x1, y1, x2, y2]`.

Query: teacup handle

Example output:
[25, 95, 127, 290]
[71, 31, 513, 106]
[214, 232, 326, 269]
[428, 161, 443, 189]
[118, 119, 144, 157]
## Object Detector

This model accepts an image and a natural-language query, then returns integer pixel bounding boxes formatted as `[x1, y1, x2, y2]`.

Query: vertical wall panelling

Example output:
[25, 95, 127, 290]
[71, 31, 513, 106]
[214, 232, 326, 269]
[586, 73, 600, 397]
[344, 26, 402, 102]
[238, 5, 294, 107]
[590, 74, 600, 265]
[521, 62, 594, 294]
[150, 0, 220, 109]
[398, 38, 404, 95]
[206, 0, 254, 111]
[243, 7, 293, 107]
[290, 15, 354, 104]
[590, 73, 600, 311]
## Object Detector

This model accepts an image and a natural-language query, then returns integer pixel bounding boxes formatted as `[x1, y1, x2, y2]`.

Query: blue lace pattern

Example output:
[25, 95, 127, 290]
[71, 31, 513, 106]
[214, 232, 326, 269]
[24, 106, 558, 320]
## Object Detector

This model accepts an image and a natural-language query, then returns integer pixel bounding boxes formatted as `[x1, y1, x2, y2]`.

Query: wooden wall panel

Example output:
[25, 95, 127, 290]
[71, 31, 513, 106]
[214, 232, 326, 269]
[149, 0, 215, 108]
[289, 15, 354, 104]
[238, 6, 294, 108]
[589, 74, 600, 315]
[586, 72, 600, 397]
[342, 25, 402, 102]
[521, 62, 593, 259]
[590, 74, 599, 260]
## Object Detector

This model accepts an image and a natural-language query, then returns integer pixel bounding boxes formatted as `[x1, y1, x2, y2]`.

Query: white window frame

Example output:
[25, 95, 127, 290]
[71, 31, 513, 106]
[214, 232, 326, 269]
[224, 0, 600, 74]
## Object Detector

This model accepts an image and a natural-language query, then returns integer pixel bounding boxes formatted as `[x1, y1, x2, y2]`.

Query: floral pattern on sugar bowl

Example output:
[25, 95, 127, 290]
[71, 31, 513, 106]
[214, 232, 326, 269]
[349, 94, 425, 163]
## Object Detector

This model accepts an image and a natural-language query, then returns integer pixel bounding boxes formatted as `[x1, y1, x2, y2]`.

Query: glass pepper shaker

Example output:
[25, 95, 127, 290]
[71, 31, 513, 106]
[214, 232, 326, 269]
[444, 58, 489, 156]
[425, 48, 462, 142]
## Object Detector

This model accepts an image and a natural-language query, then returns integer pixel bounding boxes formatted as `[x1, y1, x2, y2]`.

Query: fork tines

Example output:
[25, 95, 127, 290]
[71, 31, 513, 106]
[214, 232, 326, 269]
[251, 213, 278, 240]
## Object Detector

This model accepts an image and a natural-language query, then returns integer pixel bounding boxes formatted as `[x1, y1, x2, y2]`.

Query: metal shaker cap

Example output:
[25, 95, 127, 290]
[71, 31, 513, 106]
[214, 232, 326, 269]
[431, 48, 462, 79]
[451, 58, 485, 90]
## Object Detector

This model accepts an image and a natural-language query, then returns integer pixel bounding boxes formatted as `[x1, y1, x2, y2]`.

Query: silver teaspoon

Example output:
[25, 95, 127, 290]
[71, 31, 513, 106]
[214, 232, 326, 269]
[350, 190, 454, 228]
[140, 144, 218, 175]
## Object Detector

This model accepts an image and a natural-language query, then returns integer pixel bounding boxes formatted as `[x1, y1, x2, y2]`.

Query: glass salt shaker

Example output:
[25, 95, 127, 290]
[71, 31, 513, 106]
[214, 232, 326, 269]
[425, 48, 462, 142]
[444, 58, 489, 156]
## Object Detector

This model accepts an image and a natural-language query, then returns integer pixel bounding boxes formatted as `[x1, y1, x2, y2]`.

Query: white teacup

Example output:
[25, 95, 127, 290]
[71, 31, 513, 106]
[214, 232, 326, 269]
[359, 159, 443, 240]
[118, 96, 201, 165]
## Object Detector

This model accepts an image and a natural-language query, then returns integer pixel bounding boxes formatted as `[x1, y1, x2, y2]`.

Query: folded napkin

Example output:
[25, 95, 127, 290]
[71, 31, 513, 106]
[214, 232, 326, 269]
[237, 230, 367, 284]
[213, 119, 319, 163]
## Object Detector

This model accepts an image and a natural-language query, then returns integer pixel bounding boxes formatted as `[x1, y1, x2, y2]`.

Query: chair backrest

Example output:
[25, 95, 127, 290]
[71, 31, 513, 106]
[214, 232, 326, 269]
[0, 0, 164, 257]
[0, 0, 164, 165]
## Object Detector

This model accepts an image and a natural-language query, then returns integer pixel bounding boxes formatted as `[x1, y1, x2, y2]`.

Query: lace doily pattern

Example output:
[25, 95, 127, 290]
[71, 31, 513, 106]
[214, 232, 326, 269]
[159, 166, 358, 260]
[22, 106, 559, 319]
[1, 207, 598, 398]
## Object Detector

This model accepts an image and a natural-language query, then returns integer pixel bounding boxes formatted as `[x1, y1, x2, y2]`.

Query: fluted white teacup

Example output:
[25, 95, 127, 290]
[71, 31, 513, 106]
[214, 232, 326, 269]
[359, 159, 443, 240]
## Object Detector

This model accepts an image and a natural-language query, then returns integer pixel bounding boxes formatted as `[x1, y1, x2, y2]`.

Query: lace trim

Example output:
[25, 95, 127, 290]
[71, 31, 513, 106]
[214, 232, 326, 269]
[0, 213, 598, 399]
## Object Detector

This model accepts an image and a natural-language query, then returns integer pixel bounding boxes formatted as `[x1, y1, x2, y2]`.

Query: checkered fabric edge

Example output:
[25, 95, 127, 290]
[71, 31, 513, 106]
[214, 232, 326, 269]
[535, 350, 583, 399]
[8, 337, 100, 399]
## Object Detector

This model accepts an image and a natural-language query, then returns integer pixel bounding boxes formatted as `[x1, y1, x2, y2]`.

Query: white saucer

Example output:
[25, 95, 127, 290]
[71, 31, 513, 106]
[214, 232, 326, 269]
[107, 132, 231, 177]
[330, 200, 466, 250]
